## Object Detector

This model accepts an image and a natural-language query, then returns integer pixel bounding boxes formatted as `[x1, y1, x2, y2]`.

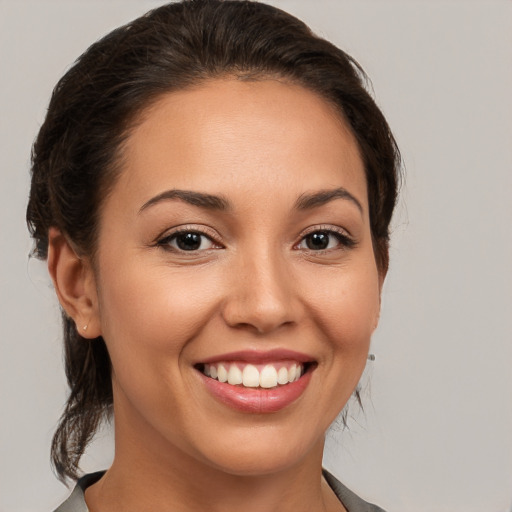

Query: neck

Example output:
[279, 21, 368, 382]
[85, 434, 343, 512]
[84, 390, 345, 512]
[87, 444, 336, 512]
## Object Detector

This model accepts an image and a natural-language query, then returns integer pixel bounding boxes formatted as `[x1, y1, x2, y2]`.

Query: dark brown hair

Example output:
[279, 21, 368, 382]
[27, 0, 401, 482]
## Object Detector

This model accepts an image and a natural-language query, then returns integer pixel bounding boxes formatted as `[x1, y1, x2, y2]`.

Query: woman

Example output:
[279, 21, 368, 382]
[27, 1, 400, 511]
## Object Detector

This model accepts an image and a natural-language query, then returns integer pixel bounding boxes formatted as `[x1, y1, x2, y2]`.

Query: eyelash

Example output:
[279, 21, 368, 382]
[156, 226, 222, 253]
[155, 225, 355, 254]
[295, 226, 356, 253]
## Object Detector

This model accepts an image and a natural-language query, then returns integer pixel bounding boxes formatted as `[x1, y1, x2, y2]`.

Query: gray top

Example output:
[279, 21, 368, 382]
[54, 470, 386, 512]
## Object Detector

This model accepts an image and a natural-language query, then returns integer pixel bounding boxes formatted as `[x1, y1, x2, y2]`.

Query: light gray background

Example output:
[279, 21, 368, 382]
[1, 1, 511, 511]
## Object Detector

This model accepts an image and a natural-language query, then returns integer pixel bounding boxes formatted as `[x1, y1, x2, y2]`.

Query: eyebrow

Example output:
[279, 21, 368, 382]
[139, 189, 230, 213]
[138, 186, 363, 215]
[294, 187, 363, 214]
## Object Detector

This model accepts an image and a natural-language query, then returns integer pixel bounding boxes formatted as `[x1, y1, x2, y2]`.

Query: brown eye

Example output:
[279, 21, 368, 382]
[304, 232, 331, 250]
[159, 231, 216, 252]
[297, 229, 355, 252]
[175, 232, 202, 251]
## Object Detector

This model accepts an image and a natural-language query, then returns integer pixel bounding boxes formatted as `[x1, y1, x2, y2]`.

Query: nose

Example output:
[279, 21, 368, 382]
[221, 248, 302, 335]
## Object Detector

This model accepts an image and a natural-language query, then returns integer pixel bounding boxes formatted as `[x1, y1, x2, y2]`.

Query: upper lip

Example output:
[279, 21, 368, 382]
[198, 349, 315, 365]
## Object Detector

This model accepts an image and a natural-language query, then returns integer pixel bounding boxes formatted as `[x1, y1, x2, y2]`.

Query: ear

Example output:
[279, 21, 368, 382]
[47, 227, 101, 338]
[373, 266, 387, 332]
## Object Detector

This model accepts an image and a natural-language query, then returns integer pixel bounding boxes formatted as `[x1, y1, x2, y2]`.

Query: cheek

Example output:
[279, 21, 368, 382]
[97, 262, 220, 350]
[293, 266, 380, 429]
[94, 262, 219, 417]
[306, 263, 380, 350]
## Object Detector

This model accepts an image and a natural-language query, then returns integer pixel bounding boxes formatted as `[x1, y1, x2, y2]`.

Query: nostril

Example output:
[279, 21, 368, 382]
[222, 302, 299, 334]
[228, 320, 295, 336]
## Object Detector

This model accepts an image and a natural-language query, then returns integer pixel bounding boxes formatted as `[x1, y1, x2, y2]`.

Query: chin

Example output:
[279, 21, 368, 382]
[187, 424, 325, 477]
[203, 447, 313, 477]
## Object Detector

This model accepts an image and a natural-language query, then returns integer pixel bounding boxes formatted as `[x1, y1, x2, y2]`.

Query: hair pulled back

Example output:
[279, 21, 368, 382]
[27, 0, 401, 482]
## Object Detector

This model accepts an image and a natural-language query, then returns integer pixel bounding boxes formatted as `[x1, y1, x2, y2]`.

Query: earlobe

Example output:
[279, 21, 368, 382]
[47, 228, 101, 339]
[373, 308, 381, 332]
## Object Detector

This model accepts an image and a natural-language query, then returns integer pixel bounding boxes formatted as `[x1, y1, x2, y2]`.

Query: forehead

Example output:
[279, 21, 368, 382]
[113, 78, 367, 211]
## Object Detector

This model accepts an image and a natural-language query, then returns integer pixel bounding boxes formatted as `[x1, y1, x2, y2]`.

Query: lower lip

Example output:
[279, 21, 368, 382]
[199, 370, 313, 413]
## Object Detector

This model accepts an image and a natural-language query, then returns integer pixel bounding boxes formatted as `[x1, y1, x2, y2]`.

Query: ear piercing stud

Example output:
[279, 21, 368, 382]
[82, 324, 88, 332]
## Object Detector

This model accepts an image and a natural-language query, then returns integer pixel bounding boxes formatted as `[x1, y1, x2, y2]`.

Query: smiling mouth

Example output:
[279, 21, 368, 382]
[197, 361, 314, 389]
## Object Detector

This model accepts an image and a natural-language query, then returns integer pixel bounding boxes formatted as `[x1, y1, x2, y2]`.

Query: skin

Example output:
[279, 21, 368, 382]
[48, 78, 384, 512]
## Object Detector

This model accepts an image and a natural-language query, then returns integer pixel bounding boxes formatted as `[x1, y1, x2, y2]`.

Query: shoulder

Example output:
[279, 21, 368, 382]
[53, 472, 105, 512]
[323, 470, 388, 512]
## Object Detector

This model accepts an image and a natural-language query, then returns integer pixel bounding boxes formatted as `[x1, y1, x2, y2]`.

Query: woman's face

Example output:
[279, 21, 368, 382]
[91, 78, 382, 475]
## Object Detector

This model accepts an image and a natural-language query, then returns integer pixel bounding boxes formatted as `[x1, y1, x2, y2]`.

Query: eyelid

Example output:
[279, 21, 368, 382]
[294, 224, 356, 251]
[298, 224, 354, 241]
[155, 224, 223, 249]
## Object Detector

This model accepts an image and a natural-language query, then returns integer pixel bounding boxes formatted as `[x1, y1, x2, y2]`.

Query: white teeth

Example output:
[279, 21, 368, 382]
[217, 364, 228, 383]
[227, 365, 243, 385]
[260, 365, 278, 388]
[242, 364, 260, 387]
[204, 362, 306, 388]
[288, 364, 297, 383]
[277, 366, 289, 385]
